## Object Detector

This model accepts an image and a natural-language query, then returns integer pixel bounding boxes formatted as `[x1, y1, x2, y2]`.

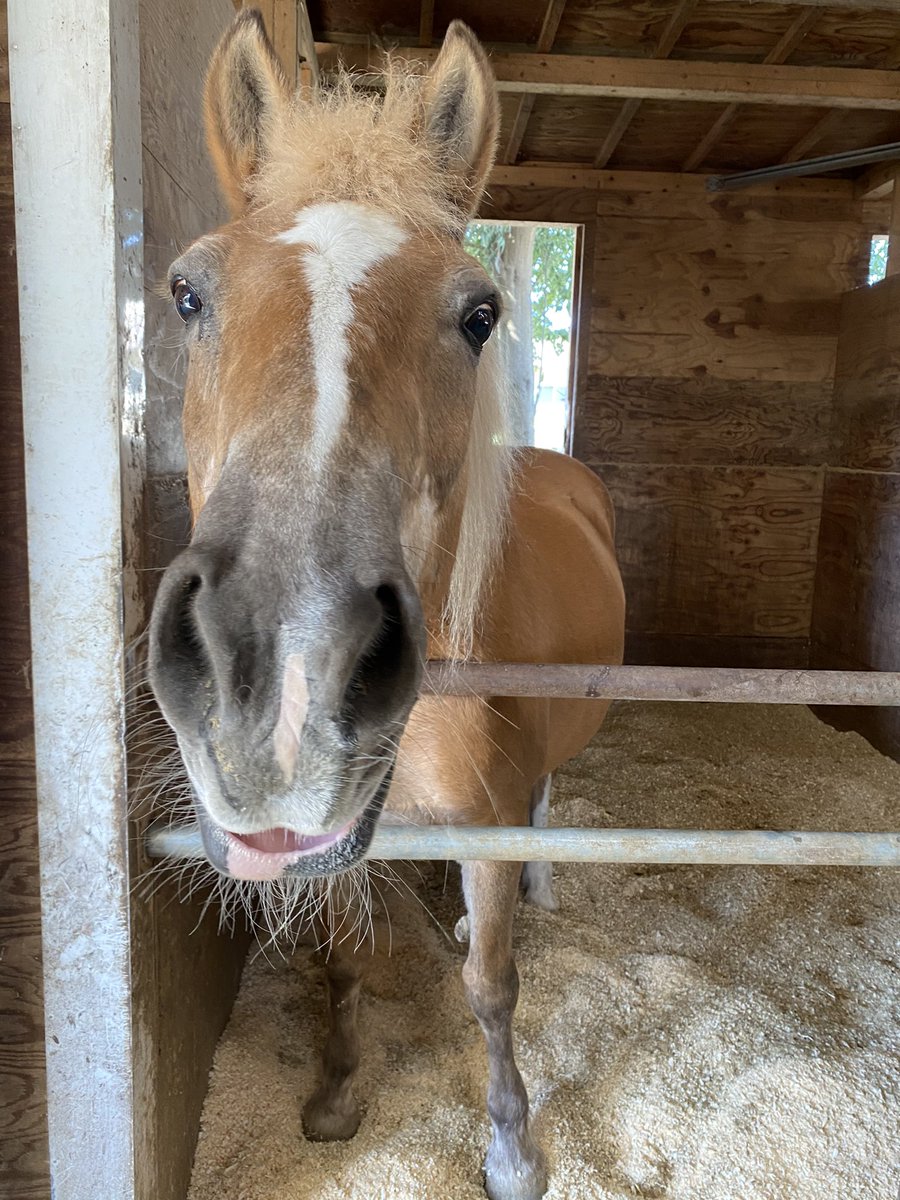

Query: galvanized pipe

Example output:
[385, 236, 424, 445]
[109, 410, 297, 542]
[146, 823, 900, 868]
[707, 138, 900, 191]
[422, 664, 900, 706]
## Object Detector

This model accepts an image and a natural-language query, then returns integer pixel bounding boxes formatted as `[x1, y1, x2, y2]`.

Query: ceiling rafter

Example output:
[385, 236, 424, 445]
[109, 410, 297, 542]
[594, 0, 698, 170]
[316, 44, 900, 110]
[779, 108, 843, 164]
[419, 0, 434, 48]
[502, 0, 568, 165]
[681, 7, 818, 173]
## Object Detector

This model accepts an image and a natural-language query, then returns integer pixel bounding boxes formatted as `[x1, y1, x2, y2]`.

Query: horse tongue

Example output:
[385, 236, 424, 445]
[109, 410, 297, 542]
[236, 827, 340, 854]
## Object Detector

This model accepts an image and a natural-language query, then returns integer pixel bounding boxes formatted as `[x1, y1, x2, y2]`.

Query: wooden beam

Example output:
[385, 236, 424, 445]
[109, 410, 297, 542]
[503, 0, 568, 164]
[654, 0, 699, 59]
[682, 8, 818, 172]
[317, 44, 900, 110]
[297, 0, 319, 91]
[594, 0, 697, 169]
[704, 0, 899, 9]
[855, 161, 898, 201]
[418, 0, 434, 48]
[779, 108, 842, 163]
[593, 98, 642, 170]
[488, 163, 853, 194]
[273, 0, 298, 86]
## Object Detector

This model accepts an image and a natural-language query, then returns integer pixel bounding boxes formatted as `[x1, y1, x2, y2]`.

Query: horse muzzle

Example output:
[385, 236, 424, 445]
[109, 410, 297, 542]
[148, 535, 424, 878]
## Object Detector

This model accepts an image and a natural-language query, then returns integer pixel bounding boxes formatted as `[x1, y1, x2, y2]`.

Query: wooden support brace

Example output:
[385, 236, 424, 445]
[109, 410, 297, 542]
[682, 8, 818, 172]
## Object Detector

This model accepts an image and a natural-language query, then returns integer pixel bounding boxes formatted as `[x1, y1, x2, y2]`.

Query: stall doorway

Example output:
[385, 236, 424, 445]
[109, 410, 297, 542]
[465, 220, 580, 452]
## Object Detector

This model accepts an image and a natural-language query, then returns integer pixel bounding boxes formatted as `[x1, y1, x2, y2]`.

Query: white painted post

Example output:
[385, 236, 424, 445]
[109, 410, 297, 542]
[8, 1, 145, 1197]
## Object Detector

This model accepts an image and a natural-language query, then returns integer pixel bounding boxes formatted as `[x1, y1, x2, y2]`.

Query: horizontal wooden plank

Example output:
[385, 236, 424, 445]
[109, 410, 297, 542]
[489, 165, 858, 201]
[587, 328, 836, 384]
[625, 632, 810, 670]
[831, 274, 900, 472]
[319, 42, 900, 109]
[599, 464, 823, 639]
[574, 376, 832, 467]
[588, 214, 859, 383]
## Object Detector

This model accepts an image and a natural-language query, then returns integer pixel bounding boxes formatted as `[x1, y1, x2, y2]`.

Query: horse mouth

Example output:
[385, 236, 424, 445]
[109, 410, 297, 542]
[195, 773, 392, 881]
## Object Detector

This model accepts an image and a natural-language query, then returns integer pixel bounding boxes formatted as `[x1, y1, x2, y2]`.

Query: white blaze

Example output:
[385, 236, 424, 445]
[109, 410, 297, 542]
[277, 202, 407, 462]
[273, 653, 310, 782]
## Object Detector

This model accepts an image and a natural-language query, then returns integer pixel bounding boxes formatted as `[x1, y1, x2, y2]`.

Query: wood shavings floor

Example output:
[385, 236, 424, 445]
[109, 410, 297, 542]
[187, 703, 900, 1200]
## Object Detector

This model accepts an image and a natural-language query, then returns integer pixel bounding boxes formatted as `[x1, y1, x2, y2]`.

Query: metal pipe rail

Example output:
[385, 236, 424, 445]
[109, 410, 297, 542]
[422, 664, 900, 705]
[146, 823, 900, 869]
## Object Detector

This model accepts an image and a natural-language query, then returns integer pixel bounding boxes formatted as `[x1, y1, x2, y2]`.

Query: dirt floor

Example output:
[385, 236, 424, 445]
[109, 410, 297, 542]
[187, 703, 900, 1200]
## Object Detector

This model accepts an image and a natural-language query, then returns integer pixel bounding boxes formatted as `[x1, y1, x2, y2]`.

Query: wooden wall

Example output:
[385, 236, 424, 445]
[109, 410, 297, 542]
[134, 4, 249, 1200]
[484, 176, 870, 668]
[0, 1, 51, 1193]
[811, 274, 900, 759]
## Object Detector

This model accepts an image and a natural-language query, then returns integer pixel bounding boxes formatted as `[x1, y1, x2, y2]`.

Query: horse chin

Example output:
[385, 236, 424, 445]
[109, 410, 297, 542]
[194, 771, 392, 881]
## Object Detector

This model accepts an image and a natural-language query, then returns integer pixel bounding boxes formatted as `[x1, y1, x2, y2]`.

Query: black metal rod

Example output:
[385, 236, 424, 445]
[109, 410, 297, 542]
[707, 139, 900, 191]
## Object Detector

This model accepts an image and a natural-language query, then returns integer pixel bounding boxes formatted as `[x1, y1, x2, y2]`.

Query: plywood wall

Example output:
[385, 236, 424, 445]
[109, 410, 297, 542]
[0, 2, 52, 1193]
[134, 4, 249, 1200]
[485, 177, 869, 668]
[811, 274, 900, 759]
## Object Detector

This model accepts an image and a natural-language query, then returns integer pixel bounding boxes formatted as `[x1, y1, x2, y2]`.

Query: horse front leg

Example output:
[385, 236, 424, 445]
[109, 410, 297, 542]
[301, 924, 364, 1142]
[462, 859, 548, 1200]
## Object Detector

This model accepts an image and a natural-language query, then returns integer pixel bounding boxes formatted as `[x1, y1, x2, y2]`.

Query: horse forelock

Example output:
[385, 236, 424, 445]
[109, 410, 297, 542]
[249, 64, 473, 239]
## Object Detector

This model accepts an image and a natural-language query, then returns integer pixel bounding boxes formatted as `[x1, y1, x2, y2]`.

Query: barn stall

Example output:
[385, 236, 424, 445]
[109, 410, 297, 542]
[2, 0, 900, 1198]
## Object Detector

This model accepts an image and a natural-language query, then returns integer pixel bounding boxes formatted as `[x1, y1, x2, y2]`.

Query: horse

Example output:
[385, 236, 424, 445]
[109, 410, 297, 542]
[147, 12, 624, 1200]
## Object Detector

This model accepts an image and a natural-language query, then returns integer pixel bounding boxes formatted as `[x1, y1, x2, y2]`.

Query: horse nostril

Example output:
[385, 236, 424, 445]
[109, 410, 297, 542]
[341, 582, 420, 732]
[174, 575, 206, 666]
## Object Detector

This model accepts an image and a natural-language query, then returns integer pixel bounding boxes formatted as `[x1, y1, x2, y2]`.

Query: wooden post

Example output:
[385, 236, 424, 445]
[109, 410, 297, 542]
[8, 0, 145, 1196]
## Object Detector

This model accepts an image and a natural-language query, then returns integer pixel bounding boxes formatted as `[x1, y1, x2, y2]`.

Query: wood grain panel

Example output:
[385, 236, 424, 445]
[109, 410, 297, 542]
[812, 471, 900, 676]
[593, 178, 863, 225]
[139, 0, 233, 221]
[480, 184, 596, 224]
[135, 5, 249, 1200]
[627, 632, 810, 669]
[831, 274, 900, 473]
[599, 464, 823, 639]
[590, 215, 860, 383]
[575, 376, 832, 467]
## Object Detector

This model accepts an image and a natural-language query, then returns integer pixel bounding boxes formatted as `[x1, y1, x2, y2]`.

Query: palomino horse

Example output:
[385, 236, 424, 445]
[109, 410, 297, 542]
[148, 12, 624, 1199]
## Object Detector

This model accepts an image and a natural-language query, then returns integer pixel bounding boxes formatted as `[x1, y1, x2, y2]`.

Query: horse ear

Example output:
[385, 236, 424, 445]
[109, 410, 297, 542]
[421, 21, 499, 223]
[204, 9, 290, 216]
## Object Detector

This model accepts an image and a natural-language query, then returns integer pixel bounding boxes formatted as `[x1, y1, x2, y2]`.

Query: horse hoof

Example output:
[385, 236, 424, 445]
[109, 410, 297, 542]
[301, 1092, 361, 1142]
[484, 1141, 548, 1200]
[523, 882, 558, 913]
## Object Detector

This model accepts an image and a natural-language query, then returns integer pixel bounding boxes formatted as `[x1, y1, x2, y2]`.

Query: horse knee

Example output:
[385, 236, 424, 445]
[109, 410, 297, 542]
[463, 955, 519, 1031]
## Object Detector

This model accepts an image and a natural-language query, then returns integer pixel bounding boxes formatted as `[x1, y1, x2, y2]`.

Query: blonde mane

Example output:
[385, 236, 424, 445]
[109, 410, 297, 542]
[253, 65, 516, 662]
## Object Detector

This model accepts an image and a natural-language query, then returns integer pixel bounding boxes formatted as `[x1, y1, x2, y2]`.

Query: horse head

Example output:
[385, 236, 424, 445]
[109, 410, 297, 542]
[148, 13, 509, 881]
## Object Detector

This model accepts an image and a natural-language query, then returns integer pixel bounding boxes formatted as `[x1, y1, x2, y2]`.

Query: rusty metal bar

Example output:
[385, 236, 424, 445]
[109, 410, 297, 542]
[146, 823, 900, 868]
[421, 664, 900, 706]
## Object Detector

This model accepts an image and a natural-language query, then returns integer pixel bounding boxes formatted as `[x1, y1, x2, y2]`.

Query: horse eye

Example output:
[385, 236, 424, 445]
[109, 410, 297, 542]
[462, 302, 496, 350]
[171, 276, 202, 323]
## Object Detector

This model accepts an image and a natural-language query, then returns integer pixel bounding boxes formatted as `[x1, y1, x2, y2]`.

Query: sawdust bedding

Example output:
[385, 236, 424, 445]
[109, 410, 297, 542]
[188, 703, 900, 1200]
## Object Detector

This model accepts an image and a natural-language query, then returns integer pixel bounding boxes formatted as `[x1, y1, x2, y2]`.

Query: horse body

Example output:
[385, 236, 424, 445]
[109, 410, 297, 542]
[392, 447, 624, 829]
[148, 13, 624, 1199]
